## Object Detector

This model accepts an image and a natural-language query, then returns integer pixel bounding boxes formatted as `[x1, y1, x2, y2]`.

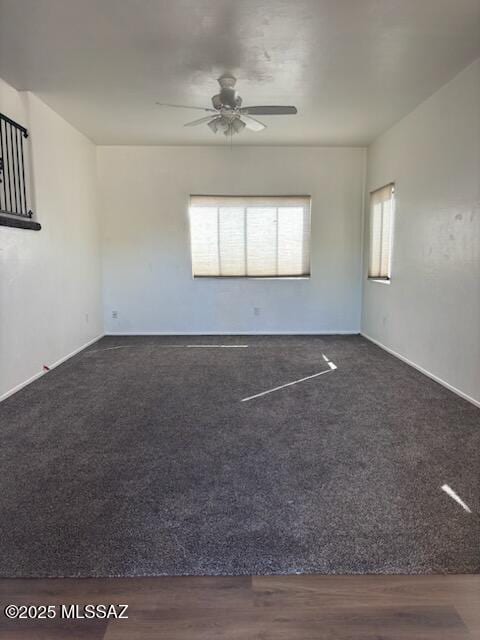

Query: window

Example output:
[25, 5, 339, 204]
[189, 196, 311, 278]
[368, 184, 394, 280]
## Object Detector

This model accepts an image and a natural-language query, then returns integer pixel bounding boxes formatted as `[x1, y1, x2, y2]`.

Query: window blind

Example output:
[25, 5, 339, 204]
[189, 196, 311, 277]
[368, 184, 394, 279]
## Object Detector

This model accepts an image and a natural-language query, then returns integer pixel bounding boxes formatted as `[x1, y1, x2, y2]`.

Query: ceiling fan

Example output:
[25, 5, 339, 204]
[156, 73, 297, 136]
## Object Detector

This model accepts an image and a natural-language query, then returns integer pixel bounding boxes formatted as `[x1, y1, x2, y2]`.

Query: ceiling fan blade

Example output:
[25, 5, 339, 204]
[184, 115, 217, 127]
[241, 115, 266, 132]
[240, 105, 297, 115]
[156, 102, 217, 112]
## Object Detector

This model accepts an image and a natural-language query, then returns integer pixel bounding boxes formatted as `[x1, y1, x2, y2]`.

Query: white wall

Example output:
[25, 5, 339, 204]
[0, 78, 103, 399]
[362, 59, 480, 405]
[98, 146, 365, 334]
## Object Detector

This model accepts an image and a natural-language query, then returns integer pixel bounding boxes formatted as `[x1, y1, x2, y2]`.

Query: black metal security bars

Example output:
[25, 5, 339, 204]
[0, 112, 32, 218]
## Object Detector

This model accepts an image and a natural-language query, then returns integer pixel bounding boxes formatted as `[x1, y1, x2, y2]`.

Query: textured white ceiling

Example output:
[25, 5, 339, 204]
[1, 0, 479, 145]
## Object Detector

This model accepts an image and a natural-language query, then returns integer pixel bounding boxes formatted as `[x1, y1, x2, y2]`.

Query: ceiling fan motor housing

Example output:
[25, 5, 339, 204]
[212, 88, 242, 110]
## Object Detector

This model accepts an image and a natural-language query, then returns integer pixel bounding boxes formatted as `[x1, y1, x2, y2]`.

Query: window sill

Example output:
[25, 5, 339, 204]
[368, 277, 391, 285]
[193, 276, 310, 280]
[0, 212, 41, 231]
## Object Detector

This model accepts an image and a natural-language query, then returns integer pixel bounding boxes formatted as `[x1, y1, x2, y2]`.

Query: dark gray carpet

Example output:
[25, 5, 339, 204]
[0, 335, 479, 577]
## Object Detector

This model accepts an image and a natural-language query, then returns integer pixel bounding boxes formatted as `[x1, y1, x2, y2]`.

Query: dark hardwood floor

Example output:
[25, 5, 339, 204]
[0, 575, 479, 639]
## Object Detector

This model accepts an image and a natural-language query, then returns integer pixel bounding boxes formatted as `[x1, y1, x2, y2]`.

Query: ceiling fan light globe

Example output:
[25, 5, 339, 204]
[208, 118, 220, 133]
[231, 118, 246, 134]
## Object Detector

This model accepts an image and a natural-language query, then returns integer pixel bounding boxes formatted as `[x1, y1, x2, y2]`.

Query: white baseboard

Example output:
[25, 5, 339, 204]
[0, 333, 104, 403]
[361, 332, 480, 409]
[0, 370, 46, 404]
[6, 331, 476, 409]
[105, 330, 360, 336]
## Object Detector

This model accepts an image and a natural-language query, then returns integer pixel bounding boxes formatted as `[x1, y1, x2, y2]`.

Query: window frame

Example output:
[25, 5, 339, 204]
[367, 183, 395, 283]
[188, 195, 312, 280]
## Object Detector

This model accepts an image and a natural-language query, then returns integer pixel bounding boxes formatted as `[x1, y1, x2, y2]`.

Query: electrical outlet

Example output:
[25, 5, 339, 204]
[112, 310, 118, 319]
[254, 307, 261, 316]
